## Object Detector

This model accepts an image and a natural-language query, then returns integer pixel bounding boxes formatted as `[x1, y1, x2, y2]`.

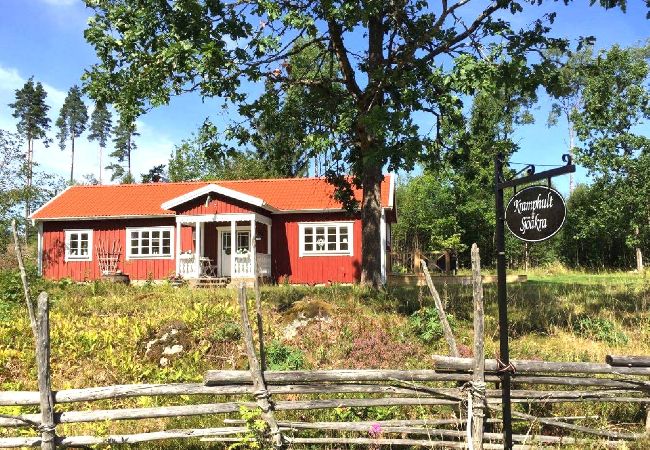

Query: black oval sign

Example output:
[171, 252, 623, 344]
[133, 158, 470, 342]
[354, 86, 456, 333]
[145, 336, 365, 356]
[505, 186, 566, 242]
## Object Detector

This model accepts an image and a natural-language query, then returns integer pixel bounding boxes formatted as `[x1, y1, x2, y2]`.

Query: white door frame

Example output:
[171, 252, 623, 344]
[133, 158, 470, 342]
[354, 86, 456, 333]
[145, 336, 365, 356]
[217, 226, 251, 277]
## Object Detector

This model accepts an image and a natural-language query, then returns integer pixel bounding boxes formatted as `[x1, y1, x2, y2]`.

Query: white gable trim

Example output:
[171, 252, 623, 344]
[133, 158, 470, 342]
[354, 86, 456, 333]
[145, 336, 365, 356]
[161, 184, 277, 212]
[30, 185, 73, 224]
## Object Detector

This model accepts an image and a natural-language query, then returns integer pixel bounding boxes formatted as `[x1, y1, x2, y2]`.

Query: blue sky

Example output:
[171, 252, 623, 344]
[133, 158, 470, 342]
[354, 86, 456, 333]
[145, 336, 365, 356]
[0, 0, 647, 192]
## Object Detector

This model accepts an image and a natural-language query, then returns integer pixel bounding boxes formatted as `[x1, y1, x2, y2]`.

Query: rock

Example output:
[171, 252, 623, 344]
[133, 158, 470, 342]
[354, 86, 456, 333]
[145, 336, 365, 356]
[141, 320, 193, 366]
[283, 299, 334, 339]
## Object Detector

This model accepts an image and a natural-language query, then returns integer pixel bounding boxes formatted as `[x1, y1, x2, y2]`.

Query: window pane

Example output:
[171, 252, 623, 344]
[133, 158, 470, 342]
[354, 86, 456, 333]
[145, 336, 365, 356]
[162, 245, 170, 254]
[152, 231, 160, 239]
[304, 235, 313, 243]
[141, 247, 150, 255]
[340, 226, 349, 251]
[327, 227, 337, 250]
[304, 243, 313, 251]
[304, 227, 313, 236]
[131, 231, 138, 240]
[80, 240, 89, 255]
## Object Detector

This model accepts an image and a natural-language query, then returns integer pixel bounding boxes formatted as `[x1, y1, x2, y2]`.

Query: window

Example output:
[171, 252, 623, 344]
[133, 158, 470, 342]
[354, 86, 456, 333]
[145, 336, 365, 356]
[127, 227, 174, 259]
[65, 230, 93, 261]
[299, 222, 353, 256]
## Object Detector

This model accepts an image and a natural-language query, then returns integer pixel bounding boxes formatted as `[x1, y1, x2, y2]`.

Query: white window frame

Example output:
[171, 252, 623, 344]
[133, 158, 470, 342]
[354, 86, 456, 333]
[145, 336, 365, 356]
[126, 226, 175, 260]
[299, 222, 354, 257]
[64, 229, 93, 262]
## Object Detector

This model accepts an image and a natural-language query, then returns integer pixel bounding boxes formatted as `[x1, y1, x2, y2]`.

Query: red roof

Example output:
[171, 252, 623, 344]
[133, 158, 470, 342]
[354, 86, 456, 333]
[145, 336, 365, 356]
[31, 176, 394, 220]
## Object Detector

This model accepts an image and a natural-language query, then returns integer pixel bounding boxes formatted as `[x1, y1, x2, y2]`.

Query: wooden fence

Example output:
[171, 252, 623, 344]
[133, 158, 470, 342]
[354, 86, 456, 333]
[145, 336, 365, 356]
[2, 228, 649, 448]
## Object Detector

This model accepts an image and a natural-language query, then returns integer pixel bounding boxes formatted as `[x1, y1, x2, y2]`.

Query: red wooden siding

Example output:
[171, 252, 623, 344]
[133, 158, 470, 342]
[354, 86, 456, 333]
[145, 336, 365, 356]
[271, 213, 362, 284]
[172, 193, 271, 217]
[42, 219, 177, 281]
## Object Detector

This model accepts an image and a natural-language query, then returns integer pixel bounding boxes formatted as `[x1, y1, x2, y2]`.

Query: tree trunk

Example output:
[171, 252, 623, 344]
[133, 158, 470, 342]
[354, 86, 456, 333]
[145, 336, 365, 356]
[360, 161, 383, 288]
[636, 227, 643, 273]
[70, 135, 75, 184]
[24, 138, 33, 241]
[99, 145, 103, 184]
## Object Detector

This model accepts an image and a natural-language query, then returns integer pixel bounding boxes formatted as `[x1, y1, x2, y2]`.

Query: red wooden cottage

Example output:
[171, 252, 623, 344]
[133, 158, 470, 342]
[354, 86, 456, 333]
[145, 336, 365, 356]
[31, 176, 396, 285]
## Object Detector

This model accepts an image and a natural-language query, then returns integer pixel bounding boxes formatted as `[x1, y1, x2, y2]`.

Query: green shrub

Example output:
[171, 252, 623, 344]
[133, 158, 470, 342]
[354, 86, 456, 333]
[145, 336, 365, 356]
[212, 321, 242, 342]
[573, 316, 628, 346]
[266, 340, 305, 370]
[0, 268, 24, 303]
[409, 306, 456, 344]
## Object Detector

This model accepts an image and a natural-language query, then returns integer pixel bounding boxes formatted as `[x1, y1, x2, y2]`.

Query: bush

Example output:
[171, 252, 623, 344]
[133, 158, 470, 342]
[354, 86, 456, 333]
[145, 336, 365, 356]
[212, 321, 242, 342]
[572, 316, 628, 346]
[266, 340, 306, 370]
[0, 268, 24, 303]
[409, 306, 456, 344]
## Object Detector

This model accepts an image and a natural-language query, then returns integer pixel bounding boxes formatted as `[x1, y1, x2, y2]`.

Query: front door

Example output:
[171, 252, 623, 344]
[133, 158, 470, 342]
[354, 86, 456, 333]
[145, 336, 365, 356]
[220, 231, 232, 277]
[219, 230, 251, 276]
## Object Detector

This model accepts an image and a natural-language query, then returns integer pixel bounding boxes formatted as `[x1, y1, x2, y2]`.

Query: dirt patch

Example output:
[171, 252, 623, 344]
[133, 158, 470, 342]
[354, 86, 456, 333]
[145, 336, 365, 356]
[141, 320, 194, 366]
[283, 299, 336, 339]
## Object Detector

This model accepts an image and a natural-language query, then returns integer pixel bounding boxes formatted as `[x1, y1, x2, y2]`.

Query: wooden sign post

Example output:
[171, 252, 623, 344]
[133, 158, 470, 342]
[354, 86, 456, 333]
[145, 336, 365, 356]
[494, 154, 575, 449]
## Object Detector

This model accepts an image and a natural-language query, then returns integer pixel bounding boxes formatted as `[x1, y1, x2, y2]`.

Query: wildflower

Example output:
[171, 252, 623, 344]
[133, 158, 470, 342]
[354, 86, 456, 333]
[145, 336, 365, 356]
[369, 422, 383, 439]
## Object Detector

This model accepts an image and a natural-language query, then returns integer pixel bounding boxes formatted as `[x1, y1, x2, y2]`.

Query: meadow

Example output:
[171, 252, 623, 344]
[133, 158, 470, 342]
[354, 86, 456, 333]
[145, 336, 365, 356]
[0, 268, 648, 448]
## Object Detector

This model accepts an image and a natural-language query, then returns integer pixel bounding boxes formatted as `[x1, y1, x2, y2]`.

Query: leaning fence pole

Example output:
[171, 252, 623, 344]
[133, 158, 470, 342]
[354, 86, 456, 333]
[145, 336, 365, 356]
[11, 220, 37, 340]
[237, 284, 284, 449]
[36, 292, 56, 450]
[421, 260, 459, 357]
[471, 244, 486, 450]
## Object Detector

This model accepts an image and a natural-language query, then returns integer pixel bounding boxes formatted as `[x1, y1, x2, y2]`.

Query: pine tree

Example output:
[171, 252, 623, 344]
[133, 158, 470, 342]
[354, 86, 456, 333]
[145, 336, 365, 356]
[108, 115, 138, 182]
[56, 85, 88, 184]
[87, 102, 112, 184]
[8, 76, 51, 224]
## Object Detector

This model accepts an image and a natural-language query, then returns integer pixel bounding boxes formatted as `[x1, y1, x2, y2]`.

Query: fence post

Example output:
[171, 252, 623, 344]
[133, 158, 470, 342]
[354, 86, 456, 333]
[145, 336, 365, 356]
[471, 244, 485, 450]
[36, 292, 56, 450]
[421, 260, 459, 357]
[237, 284, 284, 448]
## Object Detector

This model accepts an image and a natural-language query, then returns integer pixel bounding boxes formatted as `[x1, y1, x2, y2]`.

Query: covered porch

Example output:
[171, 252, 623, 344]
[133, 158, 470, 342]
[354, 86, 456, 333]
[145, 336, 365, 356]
[175, 213, 272, 281]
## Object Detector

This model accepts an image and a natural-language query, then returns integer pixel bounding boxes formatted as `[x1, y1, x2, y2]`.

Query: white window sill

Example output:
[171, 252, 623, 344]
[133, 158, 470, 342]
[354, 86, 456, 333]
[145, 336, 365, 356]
[126, 255, 173, 260]
[300, 252, 353, 257]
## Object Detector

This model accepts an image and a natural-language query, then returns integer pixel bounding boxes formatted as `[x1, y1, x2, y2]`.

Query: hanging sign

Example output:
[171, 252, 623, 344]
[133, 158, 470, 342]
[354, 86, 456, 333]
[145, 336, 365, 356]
[505, 185, 566, 242]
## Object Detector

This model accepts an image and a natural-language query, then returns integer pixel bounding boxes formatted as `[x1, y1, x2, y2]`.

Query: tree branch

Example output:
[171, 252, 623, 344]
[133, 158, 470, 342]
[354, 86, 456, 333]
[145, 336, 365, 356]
[326, 20, 362, 99]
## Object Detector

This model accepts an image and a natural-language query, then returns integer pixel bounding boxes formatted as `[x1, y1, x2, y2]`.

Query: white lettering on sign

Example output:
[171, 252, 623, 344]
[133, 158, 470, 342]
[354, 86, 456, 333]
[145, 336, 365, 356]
[512, 193, 554, 236]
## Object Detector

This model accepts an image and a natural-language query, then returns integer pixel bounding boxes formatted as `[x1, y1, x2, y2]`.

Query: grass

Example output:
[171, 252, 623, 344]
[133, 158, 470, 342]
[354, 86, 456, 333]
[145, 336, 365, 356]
[0, 271, 649, 448]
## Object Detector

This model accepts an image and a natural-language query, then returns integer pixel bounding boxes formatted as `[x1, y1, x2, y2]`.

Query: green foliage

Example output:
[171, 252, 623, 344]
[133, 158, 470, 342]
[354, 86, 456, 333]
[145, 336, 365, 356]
[573, 316, 628, 346]
[228, 406, 269, 450]
[212, 321, 242, 343]
[408, 306, 456, 344]
[265, 340, 305, 370]
[168, 121, 282, 182]
[108, 115, 139, 181]
[9, 76, 51, 145]
[82, 0, 632, 284]
[88, 102, 112, 148]
[56, 85, 89, 182]
[549, 42, 650, 269]
[0, 269, 25, 304]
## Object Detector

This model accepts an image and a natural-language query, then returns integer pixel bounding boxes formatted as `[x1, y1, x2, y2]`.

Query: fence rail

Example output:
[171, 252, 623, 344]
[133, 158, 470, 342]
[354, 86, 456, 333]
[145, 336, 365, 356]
[3, 228, 649, 449]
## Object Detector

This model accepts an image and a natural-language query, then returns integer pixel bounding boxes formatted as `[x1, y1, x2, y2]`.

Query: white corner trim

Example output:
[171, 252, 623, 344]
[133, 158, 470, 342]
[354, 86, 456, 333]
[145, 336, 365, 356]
[380, 209, 387, 285]
[37, 222, 43, 276]
[30, 185, 74, 223]
[161, 184, 276, 212]
[387, 172, 396, 209]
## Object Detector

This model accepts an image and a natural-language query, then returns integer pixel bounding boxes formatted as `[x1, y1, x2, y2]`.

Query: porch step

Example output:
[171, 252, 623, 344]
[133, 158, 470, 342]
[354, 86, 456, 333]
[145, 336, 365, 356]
[190, 277, 231, 288]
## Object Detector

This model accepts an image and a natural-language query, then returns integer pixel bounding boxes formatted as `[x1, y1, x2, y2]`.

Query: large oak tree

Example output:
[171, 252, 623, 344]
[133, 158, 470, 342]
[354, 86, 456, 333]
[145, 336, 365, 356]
[83, 0, 634, 287]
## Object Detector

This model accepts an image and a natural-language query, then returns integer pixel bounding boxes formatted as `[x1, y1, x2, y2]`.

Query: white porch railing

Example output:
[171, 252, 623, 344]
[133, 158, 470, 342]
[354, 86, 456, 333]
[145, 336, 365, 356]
[178, 253, 197, 278]
[178, 252, 271, 278]
[233, 252, 271, 277]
